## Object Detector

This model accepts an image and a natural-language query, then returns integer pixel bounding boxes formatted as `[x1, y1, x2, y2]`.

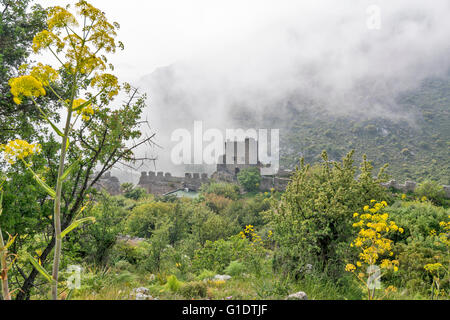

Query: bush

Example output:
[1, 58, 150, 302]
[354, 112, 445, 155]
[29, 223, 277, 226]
[166, 275, 182, 292]
[180, 281, 207, 299]
[224, 260, 246, 277]
[200, 182, 240, 200]
[75, 194, 128, 265]
[414, 180, 447, 205]
[266, 151, 390, 279]
[204, 193, 232, 214]
[109, 240, 151, 265]
[189, 205, 238, 244]
[384, 201, 450, 294]
[196, 269, 216, 281]
[114, 260, 132, 271]
[386, 201, 449, 242]
[126, 201, 175, 238]
[223, 195, 269, 228]
[124, 187, 148, 200]
[237, 167, 261, 192]
[192, 234, 266, 274]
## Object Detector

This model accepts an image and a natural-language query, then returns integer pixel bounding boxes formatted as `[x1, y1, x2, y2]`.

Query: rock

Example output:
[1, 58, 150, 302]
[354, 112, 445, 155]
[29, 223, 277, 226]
[287, 291, 308, 300]
[404, 181, 417, 193]
[131, 287, 153, 300]
[133, 287, 149, 295]
[213, 275, 232, 281]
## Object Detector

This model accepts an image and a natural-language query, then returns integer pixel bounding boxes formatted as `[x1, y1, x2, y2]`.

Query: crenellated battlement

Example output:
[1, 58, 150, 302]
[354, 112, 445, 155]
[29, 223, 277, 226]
[138, 171, 209, 195]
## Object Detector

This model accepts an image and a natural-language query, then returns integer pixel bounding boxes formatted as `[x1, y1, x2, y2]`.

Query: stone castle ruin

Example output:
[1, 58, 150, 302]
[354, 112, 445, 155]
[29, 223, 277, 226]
[138, 138, 291, 195]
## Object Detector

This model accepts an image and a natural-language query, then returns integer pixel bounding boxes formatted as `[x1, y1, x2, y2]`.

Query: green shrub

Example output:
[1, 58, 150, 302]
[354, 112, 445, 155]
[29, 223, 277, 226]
[166, 275, 182, 292]
[192, 234, 266, 274]
[224, 260, 246, 277]
[114, 260, 132, 271]
[196, 269, 216, 281]
[109, 240, 149, 265]
[124, 187, 148, 200]
[75, 194, 128, 265]
[266, 151, 389, 279]
[386, 201, 449, 242]
[126, 201, 175, 238]
[204, 193, 232, 214]
[414, 180, 447, 205]
[223, 195, 269, 228]
[200, 182, 240, 200]
[237, 167, 261, 192]
[180, 281, 207, 299]
[189, 205, 237, 244]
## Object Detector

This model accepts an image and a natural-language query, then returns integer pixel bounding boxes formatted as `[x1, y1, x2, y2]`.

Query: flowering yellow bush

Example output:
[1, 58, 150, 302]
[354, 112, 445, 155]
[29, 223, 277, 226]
[239, 225, 263, 246]
[346, 201, 402, 300]
[0, 140, 42, 165]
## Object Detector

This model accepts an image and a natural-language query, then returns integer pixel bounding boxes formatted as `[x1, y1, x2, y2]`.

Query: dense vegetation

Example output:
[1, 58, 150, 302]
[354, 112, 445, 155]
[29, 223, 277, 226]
[24, 152, 445, 301]
[0, 1, 448, 301]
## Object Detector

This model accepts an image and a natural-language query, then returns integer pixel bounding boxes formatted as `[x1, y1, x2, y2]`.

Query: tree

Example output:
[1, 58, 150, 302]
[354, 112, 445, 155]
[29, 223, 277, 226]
[237, 167, 261, 192]
[266, 151, 390, 279]
[0, 0, 48, 143]
[1, 1, 155, 300]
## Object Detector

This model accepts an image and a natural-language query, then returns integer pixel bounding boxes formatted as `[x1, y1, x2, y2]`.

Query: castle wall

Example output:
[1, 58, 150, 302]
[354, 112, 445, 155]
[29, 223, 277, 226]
[138, 171, 209, 195]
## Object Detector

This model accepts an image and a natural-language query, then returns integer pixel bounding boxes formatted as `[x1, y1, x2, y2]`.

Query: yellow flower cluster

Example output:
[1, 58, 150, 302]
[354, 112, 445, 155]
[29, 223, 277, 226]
[73, 98, 95, 121]
[424, 263, 444, 275]
[0, 140, 42, 165]
[32, 29, 65, 53]
[8, 75, 46, 105]
[30, 63, 59, 87]
[91, 73, 120, 100]
[239, 225, 263, 246]
[76, 1, 120, 53]
[437, 215, 450, 248]
[47, 6, 78, 32]
[347, 201, 401, 277]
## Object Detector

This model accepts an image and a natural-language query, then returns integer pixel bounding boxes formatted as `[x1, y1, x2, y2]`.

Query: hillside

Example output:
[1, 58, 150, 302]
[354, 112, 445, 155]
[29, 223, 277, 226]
[232, 75, 450, 184]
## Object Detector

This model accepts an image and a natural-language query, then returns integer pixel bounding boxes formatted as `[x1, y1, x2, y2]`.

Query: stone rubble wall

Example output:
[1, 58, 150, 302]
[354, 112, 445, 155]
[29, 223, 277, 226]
[381, 180, 450, 198]
[101, 170, 450, 199]
[138, 171, 209, 195]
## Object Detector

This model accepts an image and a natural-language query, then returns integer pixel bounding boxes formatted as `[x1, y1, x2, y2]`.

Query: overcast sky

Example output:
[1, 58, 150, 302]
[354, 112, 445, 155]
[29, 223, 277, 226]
[37, 0, 316, 82]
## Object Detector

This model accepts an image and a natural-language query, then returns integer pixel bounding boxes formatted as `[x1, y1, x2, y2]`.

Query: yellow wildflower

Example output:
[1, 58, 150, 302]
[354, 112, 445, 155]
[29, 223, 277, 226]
[47, 6, 78, 31]
[30, 63, 59, 86]
[345, 264, 356, 272]
[9, 75, 46, 105]
[0, 140, 42, 165]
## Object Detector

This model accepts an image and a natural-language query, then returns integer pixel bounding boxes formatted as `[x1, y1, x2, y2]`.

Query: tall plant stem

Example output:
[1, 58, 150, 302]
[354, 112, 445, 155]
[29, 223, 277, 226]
[0, 227, 11, 300]
[51, 74, 77, 300]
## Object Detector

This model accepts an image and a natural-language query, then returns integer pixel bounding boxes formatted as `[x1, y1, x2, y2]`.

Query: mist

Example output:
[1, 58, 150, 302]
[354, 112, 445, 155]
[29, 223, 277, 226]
[126, 0, 449, 175]
[35, 1, 450, 178]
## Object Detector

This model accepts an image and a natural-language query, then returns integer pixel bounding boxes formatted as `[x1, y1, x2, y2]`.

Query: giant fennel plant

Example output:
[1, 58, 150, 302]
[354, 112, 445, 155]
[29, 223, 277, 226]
[0, 1, 124, 300]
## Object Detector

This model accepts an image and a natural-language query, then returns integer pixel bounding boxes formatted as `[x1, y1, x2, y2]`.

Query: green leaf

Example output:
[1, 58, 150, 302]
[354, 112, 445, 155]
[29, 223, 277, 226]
[37, 106, 64, 137]
[66, 289, 74, 300]
[61, 217, 96, 238]
[24, 162, 56, 198]
[47, 117, 64, 137]
[71, 99, 92, 112]
[3, 234, 17, 251]
[61, 160, 80, 182]
[33, 173, 56, 199]
[27, 253, 54, 284]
